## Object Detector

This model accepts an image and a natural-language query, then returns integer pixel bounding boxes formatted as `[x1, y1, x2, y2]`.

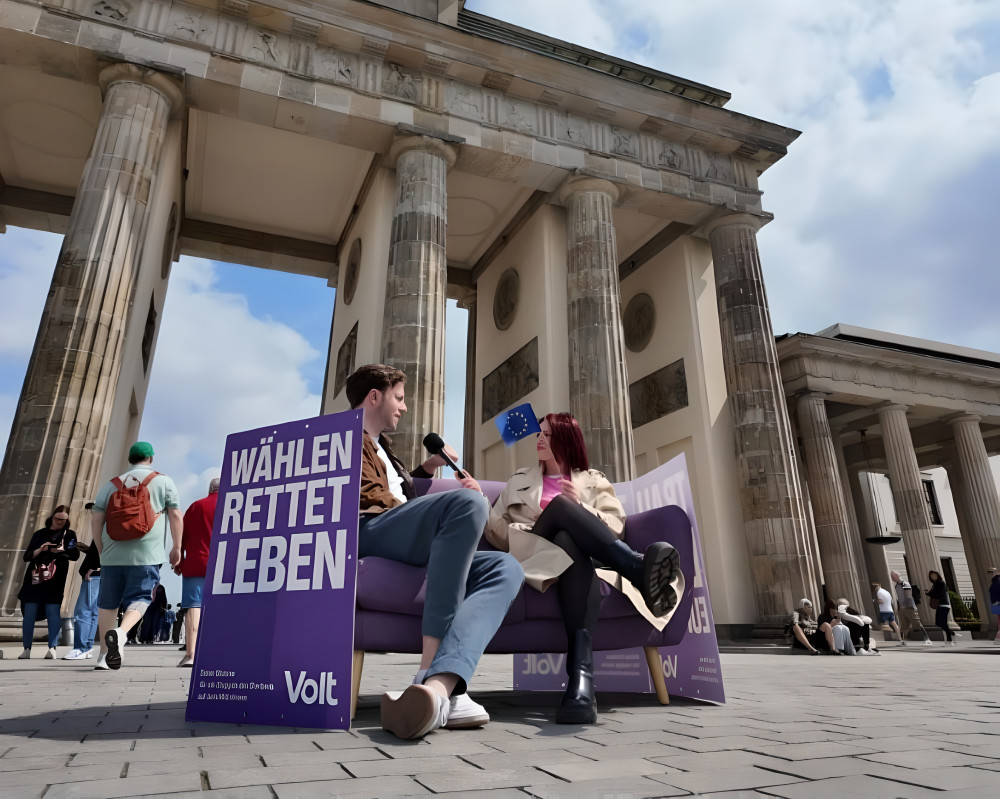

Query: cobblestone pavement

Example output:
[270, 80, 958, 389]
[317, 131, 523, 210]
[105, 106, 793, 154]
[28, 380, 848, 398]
[1, 641, 998, 798]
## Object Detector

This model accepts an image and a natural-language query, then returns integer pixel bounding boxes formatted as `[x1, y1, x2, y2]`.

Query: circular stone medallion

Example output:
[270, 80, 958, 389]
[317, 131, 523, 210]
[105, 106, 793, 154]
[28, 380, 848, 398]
[343, 239, 361, 305]
[493, 267, 520, 331]
[623, 293, 655, 352]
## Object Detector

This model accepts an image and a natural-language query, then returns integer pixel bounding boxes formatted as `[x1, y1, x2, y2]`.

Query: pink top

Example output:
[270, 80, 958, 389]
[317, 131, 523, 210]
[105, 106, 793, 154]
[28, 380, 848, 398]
[540, 475, 568, 509]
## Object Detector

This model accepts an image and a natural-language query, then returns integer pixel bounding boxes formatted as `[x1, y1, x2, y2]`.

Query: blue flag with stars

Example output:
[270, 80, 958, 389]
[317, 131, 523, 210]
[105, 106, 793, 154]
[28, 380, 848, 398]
[495, 403, 542, 445]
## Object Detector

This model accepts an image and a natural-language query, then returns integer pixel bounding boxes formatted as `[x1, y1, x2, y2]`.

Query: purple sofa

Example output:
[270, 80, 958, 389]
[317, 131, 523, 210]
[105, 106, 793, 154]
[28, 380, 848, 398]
[350, 478, 695, 716]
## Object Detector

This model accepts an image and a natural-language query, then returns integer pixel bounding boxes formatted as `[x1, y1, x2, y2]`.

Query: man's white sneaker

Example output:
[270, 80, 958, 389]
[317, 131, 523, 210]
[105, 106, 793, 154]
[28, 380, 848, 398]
[44, 648, 57, 659]
[381, 684, 449, 740]
[948, 641, 957, 647]
[93, 654, 110, 670]
[923, 639, 933, 645]
[63, 649, 90, 660]
[17, 649, 30, 660]
[445, 693, 490, 729]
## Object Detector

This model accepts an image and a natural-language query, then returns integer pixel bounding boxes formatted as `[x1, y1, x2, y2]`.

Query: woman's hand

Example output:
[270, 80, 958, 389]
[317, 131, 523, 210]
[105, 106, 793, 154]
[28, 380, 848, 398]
[560, 479, 580, 503]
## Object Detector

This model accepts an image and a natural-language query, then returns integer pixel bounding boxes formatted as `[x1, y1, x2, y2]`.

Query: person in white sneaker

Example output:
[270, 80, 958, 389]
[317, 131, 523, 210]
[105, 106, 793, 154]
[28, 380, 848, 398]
[17, 505, 80, 661]
[835, 597, 876, 654]
[64, 518, 102, 661]
[890, 571, 931, 645]
[926, 570, 956, 646]
[347, 365, 524, 740]
[90, 442, 183, 671]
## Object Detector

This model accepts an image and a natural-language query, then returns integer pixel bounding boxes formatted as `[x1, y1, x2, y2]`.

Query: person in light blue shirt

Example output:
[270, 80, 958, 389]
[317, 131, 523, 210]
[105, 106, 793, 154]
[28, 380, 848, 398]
[91, 441, 182, 672]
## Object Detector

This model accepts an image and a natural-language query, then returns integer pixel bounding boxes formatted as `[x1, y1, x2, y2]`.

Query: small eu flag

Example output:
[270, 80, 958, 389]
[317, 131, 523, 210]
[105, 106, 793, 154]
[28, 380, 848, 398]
[495, 403, 542, 445]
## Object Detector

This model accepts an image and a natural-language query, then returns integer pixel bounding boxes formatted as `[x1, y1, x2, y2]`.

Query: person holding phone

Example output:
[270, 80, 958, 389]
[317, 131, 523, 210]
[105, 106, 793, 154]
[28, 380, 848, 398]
[17, 505, 80, 659]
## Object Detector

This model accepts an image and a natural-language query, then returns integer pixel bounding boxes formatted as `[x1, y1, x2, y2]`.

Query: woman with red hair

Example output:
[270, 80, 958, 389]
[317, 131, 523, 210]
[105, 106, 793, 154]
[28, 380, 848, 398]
[488, 412, 681, 724]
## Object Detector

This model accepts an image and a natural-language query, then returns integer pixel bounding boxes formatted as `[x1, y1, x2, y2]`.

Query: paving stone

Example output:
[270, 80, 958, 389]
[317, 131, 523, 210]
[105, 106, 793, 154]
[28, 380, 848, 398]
[761, 774, 942, 798]
[44, 773, 204, 798]
[207, 762, 354, 788]
[526, 775, 690, 798]
[415, 766, 561, 792]
[272, 775, 430, 797]
[460, 749, 596, 770]
[744, 740, 878, 760]
[344, 754, 482, 778]
[261, 747, 387, 767]
[859, 747, 994, 769]
[850, 762, 1000, 791]
[657, 764, 806, 793]
[126, 754, 262, 776]
[537, 756, 673, 782]
[139, 789, 274, 799]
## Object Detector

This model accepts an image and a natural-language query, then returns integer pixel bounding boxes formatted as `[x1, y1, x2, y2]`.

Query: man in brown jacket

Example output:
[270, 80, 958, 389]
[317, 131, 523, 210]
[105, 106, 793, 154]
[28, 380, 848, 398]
[346, 364, 523, 740]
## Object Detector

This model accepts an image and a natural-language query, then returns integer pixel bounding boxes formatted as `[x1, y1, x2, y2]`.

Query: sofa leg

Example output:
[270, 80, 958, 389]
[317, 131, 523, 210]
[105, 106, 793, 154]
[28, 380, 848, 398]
[644, 646, 670, 705]
[351, 650, 364, 720]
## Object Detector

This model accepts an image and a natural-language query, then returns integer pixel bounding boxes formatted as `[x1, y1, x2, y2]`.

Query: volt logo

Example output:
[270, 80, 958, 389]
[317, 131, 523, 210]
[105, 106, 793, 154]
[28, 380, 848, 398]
[285, 670, 338, 705]
[658, 653, 677, 679]
[522, 653, 565, 675]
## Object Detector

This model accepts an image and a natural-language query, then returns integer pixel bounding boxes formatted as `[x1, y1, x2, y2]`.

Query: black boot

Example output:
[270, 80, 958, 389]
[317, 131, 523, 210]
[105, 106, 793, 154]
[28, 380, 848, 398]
[556, 629, 597, 724]
[602, 539, 680, 618]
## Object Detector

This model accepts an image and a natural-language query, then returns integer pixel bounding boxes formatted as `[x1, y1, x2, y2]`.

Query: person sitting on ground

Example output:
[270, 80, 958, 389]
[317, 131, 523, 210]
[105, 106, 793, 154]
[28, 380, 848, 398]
[788, 598, 838, 655]
[836, 596, 877, 655]
[818, 599, 856, 655]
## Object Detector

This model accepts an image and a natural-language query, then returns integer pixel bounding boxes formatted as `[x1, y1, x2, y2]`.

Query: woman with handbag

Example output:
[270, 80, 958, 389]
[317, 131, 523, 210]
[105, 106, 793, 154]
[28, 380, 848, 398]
[926, 570, 955, 646]
[487, 412, 683, 724]
[17, 505, 80, 659]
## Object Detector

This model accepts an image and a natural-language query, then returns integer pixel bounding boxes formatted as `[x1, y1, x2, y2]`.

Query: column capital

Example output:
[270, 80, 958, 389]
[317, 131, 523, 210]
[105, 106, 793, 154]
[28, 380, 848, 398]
[877, 402, 910, 416]
[98, 63, 184, 118]
[701, 211, 766, 238]
[945, 412, 982, 427]
[557, 175, 620, 206]
[388, 134, 458, 170]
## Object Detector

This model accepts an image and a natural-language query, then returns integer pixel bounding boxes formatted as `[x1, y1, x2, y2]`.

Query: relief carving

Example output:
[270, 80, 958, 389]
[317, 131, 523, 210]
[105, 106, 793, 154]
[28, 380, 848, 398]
[170, 8, 213, 43]
[566, 116, 588, 146]
[704, 152, 736, 184]
[629, 359, 688, 428]
[92, 0, 131, 21]
[482, 338, 540, 422]
[610, 126, 637, 158]
[382, 64, 418, 101]
[448, 83, 481, 118]
[658, 143, 686, 170]
[251, 30, 282, 64]
[504, 99, 535, 134]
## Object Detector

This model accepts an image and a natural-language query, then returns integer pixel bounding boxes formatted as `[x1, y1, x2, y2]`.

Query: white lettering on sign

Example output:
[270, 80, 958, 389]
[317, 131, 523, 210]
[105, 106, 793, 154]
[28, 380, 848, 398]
[658, 652, 678, 679]
[285, 670, 338, 705]
[211, 530, 348, 595]
[523, 653, 565, 675]
[687, 595, 712, 634]
[633, 472, 689, 515]
[219, 476, 351, 534]
[230, 432, 354, 487]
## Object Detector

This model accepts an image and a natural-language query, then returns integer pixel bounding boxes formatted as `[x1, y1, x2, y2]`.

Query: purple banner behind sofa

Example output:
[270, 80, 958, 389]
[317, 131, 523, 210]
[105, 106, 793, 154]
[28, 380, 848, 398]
[186, 410, 363, 729]
[514, 453, 726, 704]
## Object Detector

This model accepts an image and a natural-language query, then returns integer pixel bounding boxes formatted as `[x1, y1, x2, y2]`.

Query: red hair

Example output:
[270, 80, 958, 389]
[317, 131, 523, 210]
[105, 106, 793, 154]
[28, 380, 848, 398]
[543, 413, 590, 473]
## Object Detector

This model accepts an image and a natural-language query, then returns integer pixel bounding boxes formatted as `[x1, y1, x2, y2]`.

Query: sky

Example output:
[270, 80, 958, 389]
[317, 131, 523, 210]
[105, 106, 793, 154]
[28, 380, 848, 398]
[2, 1, 1000, 602]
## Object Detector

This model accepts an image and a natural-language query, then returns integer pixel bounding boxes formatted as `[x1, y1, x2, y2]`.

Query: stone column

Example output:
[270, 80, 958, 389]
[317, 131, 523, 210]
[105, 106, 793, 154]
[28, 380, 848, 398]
[831, 429, 876, 593]
[877, 403, 941, 626]
[460, 295, 477, 471]
[848, 466, 892, 595]
[705, 213, 817, 622]
[0, 64, 182, 615]
[558, 177, 633, 482]
[380, 135, 456, 467]
[796, 393, 866, 605]
[946, 414, 1000, 633]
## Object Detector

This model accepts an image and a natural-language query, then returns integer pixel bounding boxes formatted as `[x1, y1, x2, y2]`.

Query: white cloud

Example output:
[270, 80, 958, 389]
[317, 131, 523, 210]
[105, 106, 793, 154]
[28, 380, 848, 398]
[0, 226, 60, 357]
[137, 256, 322, 504]
[471, 0, 1000, 349]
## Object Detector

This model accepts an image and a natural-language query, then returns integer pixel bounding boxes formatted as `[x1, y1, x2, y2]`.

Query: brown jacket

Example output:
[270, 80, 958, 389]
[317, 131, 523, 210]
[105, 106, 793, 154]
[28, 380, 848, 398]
[359, 431, 431, 514]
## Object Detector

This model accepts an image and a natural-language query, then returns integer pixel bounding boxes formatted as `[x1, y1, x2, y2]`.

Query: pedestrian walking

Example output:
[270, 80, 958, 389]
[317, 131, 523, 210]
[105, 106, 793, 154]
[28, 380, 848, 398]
[890, 570, 931, 645]
[927, 570, 957, 646]
[63, 511, 102, 660]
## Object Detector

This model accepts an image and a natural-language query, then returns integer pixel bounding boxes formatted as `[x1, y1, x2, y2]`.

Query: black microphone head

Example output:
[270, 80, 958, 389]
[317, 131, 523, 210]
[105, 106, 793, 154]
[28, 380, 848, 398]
[423, 432, 445, 453]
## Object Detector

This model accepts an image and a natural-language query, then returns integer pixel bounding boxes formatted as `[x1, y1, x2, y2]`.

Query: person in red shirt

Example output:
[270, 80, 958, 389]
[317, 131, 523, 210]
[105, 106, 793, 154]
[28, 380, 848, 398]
[174, 478, 219, 667]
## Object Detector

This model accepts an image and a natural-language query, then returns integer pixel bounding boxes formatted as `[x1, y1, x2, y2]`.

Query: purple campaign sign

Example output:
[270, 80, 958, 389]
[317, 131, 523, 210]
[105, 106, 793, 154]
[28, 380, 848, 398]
[514, 453, 725, 704]
[186, 410, 363, 729]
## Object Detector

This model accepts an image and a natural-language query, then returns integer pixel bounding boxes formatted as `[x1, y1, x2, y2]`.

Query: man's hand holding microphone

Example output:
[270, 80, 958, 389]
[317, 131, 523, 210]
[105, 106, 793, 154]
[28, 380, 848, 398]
[422, 433, 482, 493]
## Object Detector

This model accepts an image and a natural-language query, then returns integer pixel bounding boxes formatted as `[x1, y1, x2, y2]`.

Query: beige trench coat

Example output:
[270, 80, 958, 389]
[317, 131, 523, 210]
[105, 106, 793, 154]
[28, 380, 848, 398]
[486, 467, 672, 630]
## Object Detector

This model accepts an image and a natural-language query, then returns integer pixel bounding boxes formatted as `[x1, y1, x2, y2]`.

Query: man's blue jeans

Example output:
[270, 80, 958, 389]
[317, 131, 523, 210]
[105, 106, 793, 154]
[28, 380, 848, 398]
[73, 575, 101, 651]
[358, 490, 524, 691]
[22, 601, 61, 649]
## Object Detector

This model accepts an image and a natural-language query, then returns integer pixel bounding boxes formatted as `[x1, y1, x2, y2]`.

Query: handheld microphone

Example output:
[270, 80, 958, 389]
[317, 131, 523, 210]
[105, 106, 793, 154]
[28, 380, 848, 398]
[423, 433, 463, 475]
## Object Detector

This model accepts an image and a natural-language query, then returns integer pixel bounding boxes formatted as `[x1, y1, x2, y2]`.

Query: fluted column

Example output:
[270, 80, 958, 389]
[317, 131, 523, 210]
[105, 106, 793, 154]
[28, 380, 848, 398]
[797, 393, 866, 604]
[946, 414, 1000, 633]
[0, 64, 181, 616]
[559, 177, 633, 481]
[877, 403, 941, 626]
[380, 135, 456, 467]
[705, 213, 817, 622]
[849, 466, 892, 593]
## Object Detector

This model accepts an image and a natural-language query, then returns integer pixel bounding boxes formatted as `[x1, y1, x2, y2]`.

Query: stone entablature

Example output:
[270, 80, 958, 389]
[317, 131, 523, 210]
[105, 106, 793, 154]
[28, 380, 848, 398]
[2, 0, 789, 217]
[779, 334, 1000, 418]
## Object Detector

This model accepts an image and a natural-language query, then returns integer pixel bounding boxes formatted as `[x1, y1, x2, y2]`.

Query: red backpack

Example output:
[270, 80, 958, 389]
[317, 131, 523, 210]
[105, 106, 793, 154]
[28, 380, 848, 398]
[105, 471, 161, 541]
